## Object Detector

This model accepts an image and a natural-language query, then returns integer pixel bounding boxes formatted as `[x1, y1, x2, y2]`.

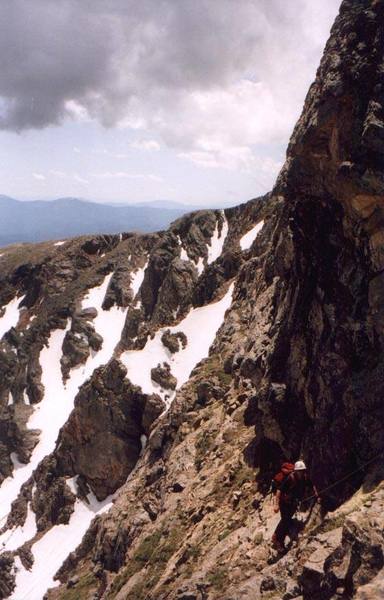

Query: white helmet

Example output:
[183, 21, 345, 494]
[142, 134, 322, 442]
[294, 460, 307, 471]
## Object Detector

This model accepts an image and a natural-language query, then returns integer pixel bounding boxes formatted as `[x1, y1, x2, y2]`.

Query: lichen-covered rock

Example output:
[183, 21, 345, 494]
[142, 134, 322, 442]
[33, 457, 76, 531]
[161, 330, 188, 354]
[0, 553, 15, 600]
[151, 362, 177, 390]
[151, 258, 198, 325]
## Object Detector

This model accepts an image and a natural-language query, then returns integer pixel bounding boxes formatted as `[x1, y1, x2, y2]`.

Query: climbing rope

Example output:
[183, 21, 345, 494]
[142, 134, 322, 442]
[304, 447, 384, 503]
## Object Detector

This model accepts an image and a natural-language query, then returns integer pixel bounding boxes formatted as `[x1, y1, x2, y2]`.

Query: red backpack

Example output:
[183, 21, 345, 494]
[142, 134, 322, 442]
[271, 462, 295, 493]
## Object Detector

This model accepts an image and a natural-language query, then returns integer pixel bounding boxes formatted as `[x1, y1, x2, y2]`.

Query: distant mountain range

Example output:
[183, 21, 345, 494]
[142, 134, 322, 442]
[0, 196, 195, 247]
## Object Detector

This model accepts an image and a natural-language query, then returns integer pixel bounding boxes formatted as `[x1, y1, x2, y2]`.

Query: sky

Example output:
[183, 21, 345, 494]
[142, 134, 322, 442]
[0, 0, 339, 206]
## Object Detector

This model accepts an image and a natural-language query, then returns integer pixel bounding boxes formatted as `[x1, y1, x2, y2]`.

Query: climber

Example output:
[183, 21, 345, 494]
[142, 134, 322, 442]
[271, 460, 320, 552]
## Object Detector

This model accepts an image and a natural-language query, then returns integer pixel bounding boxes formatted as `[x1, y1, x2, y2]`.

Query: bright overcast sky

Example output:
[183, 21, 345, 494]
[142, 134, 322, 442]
[0, 0, 339, 206]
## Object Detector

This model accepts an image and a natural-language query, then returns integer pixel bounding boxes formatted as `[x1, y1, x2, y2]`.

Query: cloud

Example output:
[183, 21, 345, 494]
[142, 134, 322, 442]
[130, 139, 161, 151]
[50, 169, 66, 178]
[73, 174, 89, 184]
[0, 0, 339, 169]
[91, 171, 162, 182]
[32, 172, 46, 180]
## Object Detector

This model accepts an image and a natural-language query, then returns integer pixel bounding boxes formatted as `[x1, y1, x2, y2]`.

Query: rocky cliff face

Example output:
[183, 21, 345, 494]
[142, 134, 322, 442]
[0, 1, 383, 599]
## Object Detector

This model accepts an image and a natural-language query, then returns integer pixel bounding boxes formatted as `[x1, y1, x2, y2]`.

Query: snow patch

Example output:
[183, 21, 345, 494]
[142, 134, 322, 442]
[54, 241, 65, 247]
[195, 257, 205, 275]
[0, 272, 129, 599]
[0, 273, 127, 523]
[177, 236, 190, 262]
[180, 247, 189, 261]
[0, 295, 25, 340]
[10, 492, 113, 600]
[190, 212, 228, 275]
[65, 476, 78, 496]
[140, 434, 147, 452]
[131, 263, 147, 298]
[207, 211, 228, 265]
[0, 328, 69, 520]
[121, 283, 234, 405]
[81, 273, 113, 310]
[0, 490, 37, 552]
[240, 220, 264, 251]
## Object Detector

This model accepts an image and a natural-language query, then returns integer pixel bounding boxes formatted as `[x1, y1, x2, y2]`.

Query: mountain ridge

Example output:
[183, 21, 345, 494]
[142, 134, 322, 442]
[0, 196, 193, 247]
[0, 1, 383, 598]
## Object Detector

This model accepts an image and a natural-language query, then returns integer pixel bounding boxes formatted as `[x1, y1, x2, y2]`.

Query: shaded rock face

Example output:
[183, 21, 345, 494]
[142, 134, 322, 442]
[55, 359, 165, 500]
[240, 0, 384, 506]
[152, 258, 198, 324]
[175, 210, 219, 264]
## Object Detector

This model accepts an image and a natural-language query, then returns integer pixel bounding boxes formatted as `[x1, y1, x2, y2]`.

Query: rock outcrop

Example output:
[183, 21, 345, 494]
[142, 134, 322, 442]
[242, 0, 384, 506]
[55, 359, 165, 500]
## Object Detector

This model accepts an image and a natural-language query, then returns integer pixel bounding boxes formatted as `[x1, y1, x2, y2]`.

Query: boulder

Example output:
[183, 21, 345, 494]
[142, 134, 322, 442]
[161, 329, 188, 353]
[151, 362, 177, 390]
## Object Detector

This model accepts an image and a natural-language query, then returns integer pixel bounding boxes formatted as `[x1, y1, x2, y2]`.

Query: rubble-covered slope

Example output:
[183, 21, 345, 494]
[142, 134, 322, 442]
[1, 0, 384, 599]
[0, 199, 269, 599]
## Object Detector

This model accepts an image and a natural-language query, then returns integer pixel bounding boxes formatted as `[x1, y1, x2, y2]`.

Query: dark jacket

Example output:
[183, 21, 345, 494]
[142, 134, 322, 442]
[279, 472, 315, 505]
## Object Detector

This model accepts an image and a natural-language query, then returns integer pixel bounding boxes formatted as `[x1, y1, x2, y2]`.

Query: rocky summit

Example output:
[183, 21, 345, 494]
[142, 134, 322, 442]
[0, 1, 383, 599]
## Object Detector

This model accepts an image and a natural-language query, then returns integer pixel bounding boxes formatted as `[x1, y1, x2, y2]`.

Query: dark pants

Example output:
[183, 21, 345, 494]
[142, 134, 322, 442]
[273, 502, 297, 545]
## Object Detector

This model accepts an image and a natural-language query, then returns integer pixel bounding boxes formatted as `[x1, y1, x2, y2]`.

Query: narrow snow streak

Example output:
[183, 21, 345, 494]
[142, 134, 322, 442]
[0, 295, 25, 340]
[53, 241, 65, 247]
[207, 211, 228, 264]
[130, 263, 147, 297]
[239, 220, 264, 250]
[195, 256, 205, 275]
[177, 236, 190, 262]
[121, 283, 234, 404]
[81, 273, 113, 311]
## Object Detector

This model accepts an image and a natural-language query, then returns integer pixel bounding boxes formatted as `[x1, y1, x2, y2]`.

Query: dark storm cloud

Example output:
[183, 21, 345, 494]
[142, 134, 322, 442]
[0, 0, 339, 139]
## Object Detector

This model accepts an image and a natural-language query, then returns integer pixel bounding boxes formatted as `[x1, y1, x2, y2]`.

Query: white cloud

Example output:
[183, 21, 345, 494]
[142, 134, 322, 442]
[65, 100, 89, 121]
[32, 172, 46, 181]
[130, 139, 161, 151]
[90, 171, 162, 182]
[179, 144, 283, 193]
[73, 174, 89, 184]
[0, 1, 338, 137]
[0, 1, 338, 181]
